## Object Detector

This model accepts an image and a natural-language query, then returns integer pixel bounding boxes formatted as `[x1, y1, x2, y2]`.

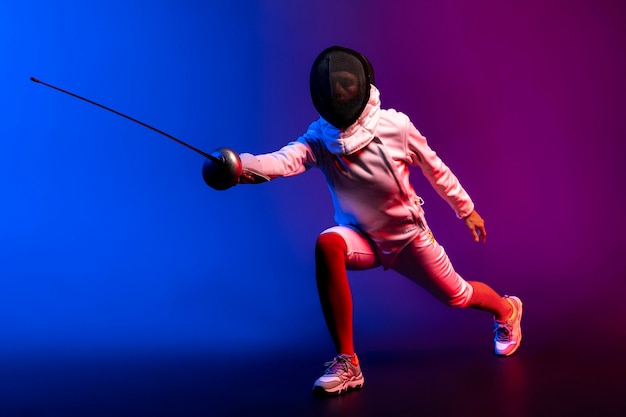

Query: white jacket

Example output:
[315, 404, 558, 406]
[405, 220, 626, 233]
[240, 86, 474, 266]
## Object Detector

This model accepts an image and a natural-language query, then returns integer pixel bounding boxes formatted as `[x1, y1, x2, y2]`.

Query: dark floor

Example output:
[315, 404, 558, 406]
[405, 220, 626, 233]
[0, 324, 624, 417]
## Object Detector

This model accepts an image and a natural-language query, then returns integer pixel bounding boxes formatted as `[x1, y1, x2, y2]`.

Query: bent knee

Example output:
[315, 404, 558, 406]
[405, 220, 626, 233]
[315, 232, 347, 257]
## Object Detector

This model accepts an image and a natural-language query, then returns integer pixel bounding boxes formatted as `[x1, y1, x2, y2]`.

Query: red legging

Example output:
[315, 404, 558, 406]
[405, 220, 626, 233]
[315, 231, 511, 356]
[315, 232, 356, 355]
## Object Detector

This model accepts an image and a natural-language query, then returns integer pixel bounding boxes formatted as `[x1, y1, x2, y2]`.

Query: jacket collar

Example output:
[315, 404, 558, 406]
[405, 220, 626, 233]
[319, 85, 381, 155]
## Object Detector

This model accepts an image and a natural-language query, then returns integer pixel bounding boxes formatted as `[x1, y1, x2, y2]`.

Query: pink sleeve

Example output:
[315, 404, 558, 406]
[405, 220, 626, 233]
[406, 120, 475, 218]
[240, 140, 316, 179]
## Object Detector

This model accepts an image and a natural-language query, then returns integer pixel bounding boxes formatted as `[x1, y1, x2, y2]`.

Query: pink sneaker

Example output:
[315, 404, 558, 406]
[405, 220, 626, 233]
[312, 354, 365, 396]
[494, 295, 523, 356]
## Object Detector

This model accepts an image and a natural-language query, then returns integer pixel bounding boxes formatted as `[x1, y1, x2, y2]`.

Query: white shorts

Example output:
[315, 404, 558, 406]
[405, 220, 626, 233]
[320, 222, 473, 307]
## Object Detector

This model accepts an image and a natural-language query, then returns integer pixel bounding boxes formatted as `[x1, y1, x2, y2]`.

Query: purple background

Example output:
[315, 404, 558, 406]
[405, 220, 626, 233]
[2, 0, 625, 356]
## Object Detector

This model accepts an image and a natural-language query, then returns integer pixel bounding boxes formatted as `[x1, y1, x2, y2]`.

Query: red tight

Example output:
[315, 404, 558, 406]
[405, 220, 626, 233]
[314, 232, 512, 355]
[315, 232, 355, 355]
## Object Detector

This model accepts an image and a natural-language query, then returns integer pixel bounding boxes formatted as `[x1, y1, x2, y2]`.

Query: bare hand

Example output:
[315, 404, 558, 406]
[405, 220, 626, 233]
[464, 210, 487, 243]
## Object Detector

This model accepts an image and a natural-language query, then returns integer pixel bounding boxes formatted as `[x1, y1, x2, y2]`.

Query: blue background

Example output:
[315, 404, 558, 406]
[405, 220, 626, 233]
[2, 0, 625, 359]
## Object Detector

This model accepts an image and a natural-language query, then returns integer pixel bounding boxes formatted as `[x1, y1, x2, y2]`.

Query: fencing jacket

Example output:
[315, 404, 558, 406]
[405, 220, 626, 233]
[240, 86, 475, 267]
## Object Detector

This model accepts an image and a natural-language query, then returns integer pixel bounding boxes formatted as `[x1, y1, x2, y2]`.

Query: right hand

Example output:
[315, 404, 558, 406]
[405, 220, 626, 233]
[239, 169, 270, 184]
[238, 153, 270, 184]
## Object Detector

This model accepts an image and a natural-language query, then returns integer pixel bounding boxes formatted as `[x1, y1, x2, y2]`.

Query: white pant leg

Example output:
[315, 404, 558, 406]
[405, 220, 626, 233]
[390, 219, 473, 308]
[320, 225, 381, 271]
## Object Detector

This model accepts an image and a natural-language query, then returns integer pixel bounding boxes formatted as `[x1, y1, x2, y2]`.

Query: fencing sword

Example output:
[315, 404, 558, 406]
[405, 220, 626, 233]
[29, 77, 220, 163]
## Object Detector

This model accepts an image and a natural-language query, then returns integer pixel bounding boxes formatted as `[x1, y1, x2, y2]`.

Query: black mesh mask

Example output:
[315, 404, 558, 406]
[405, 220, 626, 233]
[310, 46, 375, 129]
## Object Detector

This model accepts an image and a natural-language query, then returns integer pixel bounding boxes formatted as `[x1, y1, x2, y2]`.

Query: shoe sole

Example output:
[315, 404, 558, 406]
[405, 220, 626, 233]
[312, 376, 365, 397]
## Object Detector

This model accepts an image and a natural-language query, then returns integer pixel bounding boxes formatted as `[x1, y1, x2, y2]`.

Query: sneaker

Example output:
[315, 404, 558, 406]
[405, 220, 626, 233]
[494, 295, 523, 356]
[312, 354, 365, 396]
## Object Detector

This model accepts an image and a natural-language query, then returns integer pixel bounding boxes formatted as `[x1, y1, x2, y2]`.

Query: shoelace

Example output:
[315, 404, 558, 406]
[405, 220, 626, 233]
[323, 356, 350, 375]
[495, 298, 519, 342]
[495, 323, 511, 342]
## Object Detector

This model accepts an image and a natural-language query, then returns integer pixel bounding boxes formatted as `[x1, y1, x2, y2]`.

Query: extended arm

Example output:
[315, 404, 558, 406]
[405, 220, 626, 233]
[201, 137, 317, 190]
[239, 138, 317, 181]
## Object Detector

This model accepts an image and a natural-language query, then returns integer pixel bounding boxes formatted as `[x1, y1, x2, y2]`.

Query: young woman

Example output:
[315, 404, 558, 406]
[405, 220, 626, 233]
[204, 46, 523, 396]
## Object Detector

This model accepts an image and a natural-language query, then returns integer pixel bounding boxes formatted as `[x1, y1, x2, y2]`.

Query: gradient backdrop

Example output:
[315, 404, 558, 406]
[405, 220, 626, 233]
[2, 0, 625, 359]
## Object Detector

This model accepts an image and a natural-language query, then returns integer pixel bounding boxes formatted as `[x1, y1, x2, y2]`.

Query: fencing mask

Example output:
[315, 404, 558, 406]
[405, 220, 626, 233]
[310, 46, 375, 129]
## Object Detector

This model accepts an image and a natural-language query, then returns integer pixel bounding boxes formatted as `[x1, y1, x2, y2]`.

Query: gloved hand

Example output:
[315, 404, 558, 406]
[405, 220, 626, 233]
[238, 153, 270, 185]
